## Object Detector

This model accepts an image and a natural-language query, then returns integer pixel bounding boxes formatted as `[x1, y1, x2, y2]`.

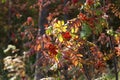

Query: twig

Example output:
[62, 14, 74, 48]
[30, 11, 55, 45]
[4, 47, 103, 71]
[82, 44, 91, 80]
[109, 36, 118, 80]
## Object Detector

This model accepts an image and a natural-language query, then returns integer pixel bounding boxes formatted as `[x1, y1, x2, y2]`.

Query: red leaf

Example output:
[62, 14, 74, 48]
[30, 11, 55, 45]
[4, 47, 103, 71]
[78, 13, 88, 21]
[62, 32, 71, 40]
[48, 44, 57, 55]
[86, 0, 94, 5]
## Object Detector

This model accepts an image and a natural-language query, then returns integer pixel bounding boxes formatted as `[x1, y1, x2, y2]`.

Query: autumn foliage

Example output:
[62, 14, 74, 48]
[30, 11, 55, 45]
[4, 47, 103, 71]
[1, 0, 120, 80]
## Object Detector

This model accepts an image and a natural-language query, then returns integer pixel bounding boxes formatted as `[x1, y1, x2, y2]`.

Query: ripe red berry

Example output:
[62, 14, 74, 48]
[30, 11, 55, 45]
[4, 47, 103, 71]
[27, 17, 32, 23]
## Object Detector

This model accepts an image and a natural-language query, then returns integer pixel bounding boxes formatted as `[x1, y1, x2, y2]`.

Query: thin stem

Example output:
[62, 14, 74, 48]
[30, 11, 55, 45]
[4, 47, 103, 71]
[34, 0, 49, 79]
[82, 44, 91, 80]
[8, 0, 12, 26]
[83, 64, 91, 80]
[109, 36, 118, 80]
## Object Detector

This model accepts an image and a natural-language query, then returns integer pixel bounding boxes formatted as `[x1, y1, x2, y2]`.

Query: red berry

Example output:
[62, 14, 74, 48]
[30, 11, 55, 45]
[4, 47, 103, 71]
[27, 17, 33, 23]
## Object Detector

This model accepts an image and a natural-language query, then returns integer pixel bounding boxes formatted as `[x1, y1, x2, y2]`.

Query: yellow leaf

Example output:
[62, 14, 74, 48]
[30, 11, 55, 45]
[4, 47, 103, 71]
[61, 20, 64, 25]
[75, 27, 79, 33]
[54, 23, 59, 28]
[53, 20, 67, 33]
[71, 28, 75, 33]
[46, 29, 51, 35]
[58, 21, 61, 25]
[62, 26, 67, 32]
[58, 34, 63, 42]
[55, 56, 59, 62]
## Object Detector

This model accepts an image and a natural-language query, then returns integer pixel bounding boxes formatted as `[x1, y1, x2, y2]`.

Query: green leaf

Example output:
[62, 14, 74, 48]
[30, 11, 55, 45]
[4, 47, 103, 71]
[80, 23, 92, 39]
[95, 18, 106, 35]
[2, 0, 6, 3]
[96, 10, 102, 16]
[46, 26, 52, 35]
[94, 1, 101, 8]
[95, 23, 102, 35]
[107, 29, 115, 36]
[56, 51, 62, 60]
[80, 31, 86, 39]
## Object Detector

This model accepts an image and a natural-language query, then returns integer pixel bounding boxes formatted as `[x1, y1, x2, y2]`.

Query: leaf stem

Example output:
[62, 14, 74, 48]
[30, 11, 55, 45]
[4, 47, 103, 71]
[109, 36, 118, 80]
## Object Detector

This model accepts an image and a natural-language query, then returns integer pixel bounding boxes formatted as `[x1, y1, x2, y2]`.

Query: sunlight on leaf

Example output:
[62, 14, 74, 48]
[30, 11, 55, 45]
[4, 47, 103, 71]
[53, 20, 67, 33]
[4, 44, 16, 53]
[50, 62, 58, 71]
[58, 34, 63, 42]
